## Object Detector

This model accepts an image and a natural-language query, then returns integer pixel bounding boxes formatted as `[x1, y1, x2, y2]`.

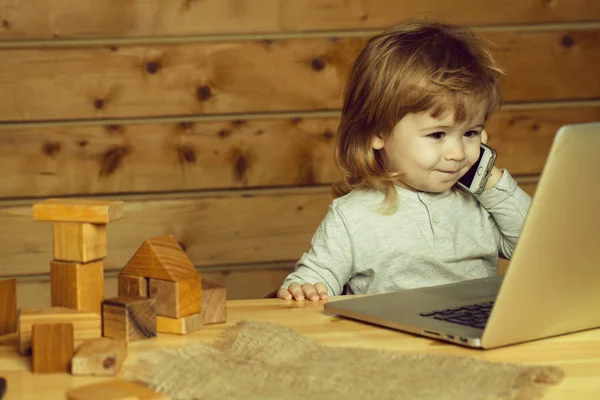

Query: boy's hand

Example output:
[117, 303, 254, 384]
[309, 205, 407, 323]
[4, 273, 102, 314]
[278, 282, 329, 302]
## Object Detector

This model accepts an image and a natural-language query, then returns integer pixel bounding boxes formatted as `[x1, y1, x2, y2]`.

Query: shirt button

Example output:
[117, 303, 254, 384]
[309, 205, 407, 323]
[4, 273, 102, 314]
[432, 215, 440, 223]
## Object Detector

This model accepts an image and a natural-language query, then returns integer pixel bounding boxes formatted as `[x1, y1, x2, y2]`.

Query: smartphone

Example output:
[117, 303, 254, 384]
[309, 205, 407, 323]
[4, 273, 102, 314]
[456, 143, 497, 195]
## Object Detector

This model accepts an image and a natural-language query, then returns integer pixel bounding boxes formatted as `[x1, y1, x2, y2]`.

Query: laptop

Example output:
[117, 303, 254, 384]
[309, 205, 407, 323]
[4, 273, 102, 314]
[324, 122, 600, 349]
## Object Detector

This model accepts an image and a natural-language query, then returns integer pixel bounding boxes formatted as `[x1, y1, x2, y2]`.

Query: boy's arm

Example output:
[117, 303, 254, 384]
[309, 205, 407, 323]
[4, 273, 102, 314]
[281, 204, 354, 296]
[476, 166, 532, 258]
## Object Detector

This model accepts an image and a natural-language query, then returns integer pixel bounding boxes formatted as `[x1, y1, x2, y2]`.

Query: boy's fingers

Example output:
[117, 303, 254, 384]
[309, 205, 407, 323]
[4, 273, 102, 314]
[277, 287, 292, 300]
[287, 283, 305, 301]
[314, 283, 329, 299]
[301, 284, 320, 302]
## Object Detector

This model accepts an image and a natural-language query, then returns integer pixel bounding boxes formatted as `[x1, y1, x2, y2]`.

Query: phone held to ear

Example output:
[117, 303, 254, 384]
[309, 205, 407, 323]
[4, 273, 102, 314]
[456, 143, 497, 195]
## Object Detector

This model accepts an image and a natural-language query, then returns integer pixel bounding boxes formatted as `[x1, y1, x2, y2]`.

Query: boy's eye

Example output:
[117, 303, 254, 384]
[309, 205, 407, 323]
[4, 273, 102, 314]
[428, 132, 445, 139]
[464, 130, 480, 138]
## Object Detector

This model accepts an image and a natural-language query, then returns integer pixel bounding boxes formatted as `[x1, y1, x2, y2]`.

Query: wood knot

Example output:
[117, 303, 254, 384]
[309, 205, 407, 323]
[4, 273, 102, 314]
[297, 205, 304, 211]
[94, 98, 105, 110]
[99, 146, 129, 177]
[196, 85, 212, 101]
[218, 129, 232, 139]
[103, 357, 116, 369]
[531, 123, 540, 132]
[78, 140, 89, 147]
[145, 61, 161, 74]
[177, 144, 197, 164]
[323, 129, 335, 141]
[178, 241, 188, 252]
[232, 119, 246, 127]
[311, 57, 326, 71]
[104, 124, 124, 134]
[178, 121, 195, 131]
[541, 0, 556, 7]
[2, 19, 10, 29]
[361, 14, 369, 21]
[290, 117, 302, 126]
[109, 46, 118, 52]
[561, 35, 575, 48]
[42, 142, 61, 157]
[254, 129, 264, 136]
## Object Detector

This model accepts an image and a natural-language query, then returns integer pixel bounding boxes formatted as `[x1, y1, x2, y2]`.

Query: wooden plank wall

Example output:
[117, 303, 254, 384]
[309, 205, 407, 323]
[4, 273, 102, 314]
[1, 1, 599, 306]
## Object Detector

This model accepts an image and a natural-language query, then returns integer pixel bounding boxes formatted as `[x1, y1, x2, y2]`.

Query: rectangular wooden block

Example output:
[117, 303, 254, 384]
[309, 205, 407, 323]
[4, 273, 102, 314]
[18, 307, 102, 355]
[201, 279, 227, 325]
[53, 222, 107, 262]
[102, 296, 156, 342]
[118, 274, 148, 297]
[149, 276, 201, 318]
[51, 260, 104, 314]
[0, 278, 17, 336]
[32, 323, 73, 373]
[71, 337, 128, 376]
[156, 312, 204, 335]
[66, 378, 170, 400]
[33, 198, 124, 224]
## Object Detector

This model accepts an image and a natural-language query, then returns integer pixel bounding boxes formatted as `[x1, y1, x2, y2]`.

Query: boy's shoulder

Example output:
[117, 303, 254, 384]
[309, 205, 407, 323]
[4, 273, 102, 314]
[331, 187, 386, 215]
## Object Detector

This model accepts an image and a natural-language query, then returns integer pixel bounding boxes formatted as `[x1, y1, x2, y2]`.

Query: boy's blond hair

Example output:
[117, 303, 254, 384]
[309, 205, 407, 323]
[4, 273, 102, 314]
[333, 19, 504, 211]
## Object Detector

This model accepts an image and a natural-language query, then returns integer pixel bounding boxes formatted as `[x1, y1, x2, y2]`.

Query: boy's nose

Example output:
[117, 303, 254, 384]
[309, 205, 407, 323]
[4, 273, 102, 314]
[444, 140, 466, 161]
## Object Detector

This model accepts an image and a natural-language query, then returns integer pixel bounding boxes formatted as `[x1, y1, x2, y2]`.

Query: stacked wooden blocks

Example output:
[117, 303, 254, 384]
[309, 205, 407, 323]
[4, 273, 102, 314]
[6, 197, 227, 400]
[18, 199, 125, 375]
[109, 235, 227, 338]
[33, 198, 125, 314]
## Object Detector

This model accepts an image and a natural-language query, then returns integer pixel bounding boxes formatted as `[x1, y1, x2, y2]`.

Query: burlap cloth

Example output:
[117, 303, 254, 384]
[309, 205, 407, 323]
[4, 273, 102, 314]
[122, 321, 564, 400]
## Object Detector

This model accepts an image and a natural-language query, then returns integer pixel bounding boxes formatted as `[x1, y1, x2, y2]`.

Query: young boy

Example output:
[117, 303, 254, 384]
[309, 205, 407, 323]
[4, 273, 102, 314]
[278, 19, 531, 302]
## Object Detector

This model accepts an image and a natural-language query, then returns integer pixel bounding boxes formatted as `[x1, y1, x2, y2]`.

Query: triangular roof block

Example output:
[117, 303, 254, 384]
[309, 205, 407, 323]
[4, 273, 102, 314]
[120, 235, 199, 281]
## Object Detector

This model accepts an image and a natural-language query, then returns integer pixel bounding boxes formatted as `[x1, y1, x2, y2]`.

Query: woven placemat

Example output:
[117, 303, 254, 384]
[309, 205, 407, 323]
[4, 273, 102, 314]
[122, 321, 564, 400]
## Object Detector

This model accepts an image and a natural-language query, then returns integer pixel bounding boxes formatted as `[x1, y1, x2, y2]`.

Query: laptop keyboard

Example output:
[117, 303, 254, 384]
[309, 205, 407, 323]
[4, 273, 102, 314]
[419, 301, 494, 330]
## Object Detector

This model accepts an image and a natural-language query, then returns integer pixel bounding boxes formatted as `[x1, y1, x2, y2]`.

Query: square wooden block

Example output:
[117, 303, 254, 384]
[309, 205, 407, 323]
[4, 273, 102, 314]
[71, 337, 128, 376]
[201, 279, 227, 325]
[118, 274, 148, 297]
[149, 276, 201, 318]
[53, 222, 107, 263]
[32, 323, 74, 373]
[0, 278, 17, 336]
[18, 307, 102, 355]
[51, 260, 104, 314]
[102, 296, 156, 342]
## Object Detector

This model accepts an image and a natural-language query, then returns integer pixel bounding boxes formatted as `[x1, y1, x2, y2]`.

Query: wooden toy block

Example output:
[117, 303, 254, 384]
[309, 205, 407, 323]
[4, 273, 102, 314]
[120, 235, 199, 281]
[32, 323, 73, 373]
[18, 307, 101, 355]
[118, 274, 148, 297]
[156, 312, 204, 335]
[33, 198, 124, 224]
[102, 296, 156, 342]
[51, 260, 104, 314]
[66, 378, 170, 400]
[148, 276, 201, 318]
[71, 337, 128, 376]
[201, 279, 227, 325]
[0, 278, 17, 336]
[53, 222, 107, 262]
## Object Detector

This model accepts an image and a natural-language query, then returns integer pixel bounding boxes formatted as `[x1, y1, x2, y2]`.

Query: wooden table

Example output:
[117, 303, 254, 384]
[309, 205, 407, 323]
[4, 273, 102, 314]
[1, 297, 599, 400]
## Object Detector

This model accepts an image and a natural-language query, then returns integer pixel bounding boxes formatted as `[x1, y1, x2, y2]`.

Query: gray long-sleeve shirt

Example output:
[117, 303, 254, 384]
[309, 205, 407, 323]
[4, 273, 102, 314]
[282, 169, 532, 296]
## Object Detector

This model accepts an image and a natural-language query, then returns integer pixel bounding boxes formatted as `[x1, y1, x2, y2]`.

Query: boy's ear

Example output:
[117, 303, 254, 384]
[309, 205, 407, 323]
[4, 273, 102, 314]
[372, 134, 384, 150]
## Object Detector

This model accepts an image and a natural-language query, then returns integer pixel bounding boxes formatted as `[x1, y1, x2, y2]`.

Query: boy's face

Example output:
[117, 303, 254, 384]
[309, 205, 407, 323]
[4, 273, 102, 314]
[372, 108, 486, 193]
